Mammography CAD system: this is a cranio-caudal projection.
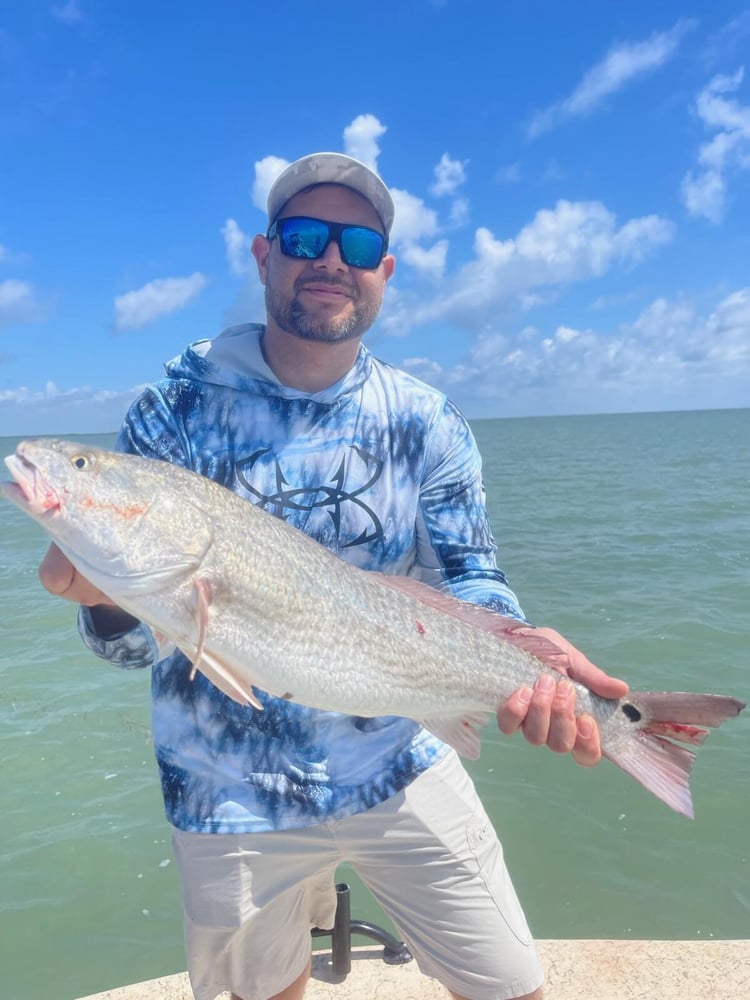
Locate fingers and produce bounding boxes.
[39,543,75,596]
[567,659,629,700]
[38,542,114,606]
[496,674,603,766]
[532,626,630,700]
[571,715,602,768]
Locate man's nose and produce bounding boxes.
[313,238,348,271]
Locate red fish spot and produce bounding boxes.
[415,620,426,636]
[79,497,148,518]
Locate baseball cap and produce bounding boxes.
[266,153,395,235]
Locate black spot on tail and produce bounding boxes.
[621,702,642,723]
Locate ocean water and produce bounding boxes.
[0,410,748,1000]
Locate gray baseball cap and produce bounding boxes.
[266,152,395,235]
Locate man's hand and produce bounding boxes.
[39,543,114,606]
[496,627,629,767]
[39,543,141,637]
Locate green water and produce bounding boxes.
[1,410,748,999]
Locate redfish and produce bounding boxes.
[2,438,744,818]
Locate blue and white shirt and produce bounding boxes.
[79,323,524,833]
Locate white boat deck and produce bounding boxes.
[77,939,750,999]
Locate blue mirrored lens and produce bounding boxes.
[275,217,385,268]
[340,227,384,268]
[280,219,329,259]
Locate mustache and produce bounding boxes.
[295,273,358,297]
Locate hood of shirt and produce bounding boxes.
[164,323,372,404]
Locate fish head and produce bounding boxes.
[2,438,214,596]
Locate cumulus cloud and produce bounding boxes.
[249,113,389,223]
[0,381,145,435]
[430,154,468,197]
[389,189,439,247]
[222,218,251,275]
[113,273,207,331]
[343,114,387,170]
[0,279,44,328]
[398,286,750,415]
[397,240,449,281]
[382,199,674,334]
[251,155,290,215]
[387,189,446,279]
[681,67,750,222]
[528,19,696,137]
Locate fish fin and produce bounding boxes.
[643,721,709,746]
[420,712,489,759]
[375,575,572,666]
[193,648,264,709]
[188,579,212,682]
[603,733,697,819]
[630,691,746,728]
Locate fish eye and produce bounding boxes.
[71,454,90,471]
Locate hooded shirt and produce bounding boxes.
[79,323,524,833]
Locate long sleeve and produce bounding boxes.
[415,399,526,619]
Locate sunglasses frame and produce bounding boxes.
[267,215,389,269]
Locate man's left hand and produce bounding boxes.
[496,627,629,767]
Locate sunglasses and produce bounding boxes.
[267,216,388,270]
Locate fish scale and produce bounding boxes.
[1,438,744,819]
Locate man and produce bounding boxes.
[40,153,627,1000]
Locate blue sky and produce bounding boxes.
[1,1,749,435]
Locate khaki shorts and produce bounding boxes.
[171,752,543,1000]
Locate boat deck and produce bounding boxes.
[77,939,750,999]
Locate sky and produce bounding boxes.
[0,0,749,436]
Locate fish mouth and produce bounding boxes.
[2,447,61,516]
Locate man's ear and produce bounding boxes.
[251,234,270,285]
[383,254,396,282]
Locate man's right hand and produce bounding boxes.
[39,544,140,635]
[39,543,114,606]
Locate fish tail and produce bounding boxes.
[630,690,746,728]
[603,733,697,819]
[605,692,745,818]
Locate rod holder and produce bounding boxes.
[311,882,413,978]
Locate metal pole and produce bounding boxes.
[330,882,352,977]
[310,881,413,979]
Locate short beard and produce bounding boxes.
[264,279,380,344]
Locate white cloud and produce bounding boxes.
[430,154,468,197]
[387,189,446,279]
[398,240,448,281]
[681,68,750,222]
[343,114,386,170]
[222,218,251,275]
[398,286,750,416]
[113,273,207,331]
[0,381,146,435]
[389,189,439,247]
[251,155,290,215]
[381,199,674,336]
[0,279,43,328]
[528,19,695,137]
[681,169,726,222]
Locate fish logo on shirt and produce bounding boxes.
[235,445,384,548]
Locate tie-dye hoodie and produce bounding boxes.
[78,323,524,833]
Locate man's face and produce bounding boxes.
[252,184,395,344]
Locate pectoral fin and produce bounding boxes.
[192,647,265,709]
[420,712,488,758]
[184,578,264,710]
